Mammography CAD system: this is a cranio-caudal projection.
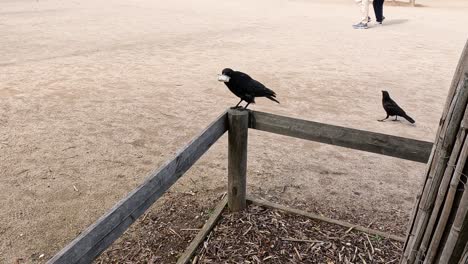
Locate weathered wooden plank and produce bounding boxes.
[247,196,405,242]
[442,40,468,121]
[249,110,433,163]
[402,40,468,264]
[48,112,228,264]
[423,122,468,263]
[457,242,468,264]
[439,167,468,263]
[228,109,248,211]
[409,76,468,263]
[177,196,228,264]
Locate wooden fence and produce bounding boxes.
[48,109,433,264]
[47,112,228,263]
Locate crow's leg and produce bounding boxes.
[244,102,251,109]
[232,99,243,109]
[393,116,398,121]
[378,114,389,122]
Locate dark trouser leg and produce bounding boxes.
[373,0,384,22]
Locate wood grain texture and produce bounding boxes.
[249,110,432,163]
[228,109,248,212]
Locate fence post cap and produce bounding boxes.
[228,108,249,116]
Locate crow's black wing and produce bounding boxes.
[244,79,279,104]
[384,99,407,116]
[246,79,276,97]
[235,71,253,82]
[230,71,253,94]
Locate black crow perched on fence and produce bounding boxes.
[378,90,415,123]
[218,68,279,109]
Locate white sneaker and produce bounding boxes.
[352,22,368,29]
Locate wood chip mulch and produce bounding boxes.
[96,192,216,264]
[192,204,403,264]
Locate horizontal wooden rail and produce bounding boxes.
[48,112,228,264]
[249,111,433,163]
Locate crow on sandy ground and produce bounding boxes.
[218,68,279,109]
[378,90,415,123]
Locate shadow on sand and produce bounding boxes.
[382,19,409,26]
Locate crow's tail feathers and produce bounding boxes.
[264,88,280,104]
[267,95,280,104]
[403,114,415,124]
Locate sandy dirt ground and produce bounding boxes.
[1,0,468,262]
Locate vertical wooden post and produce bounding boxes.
[227,109,248,212]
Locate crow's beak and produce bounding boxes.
[217,74,230,83]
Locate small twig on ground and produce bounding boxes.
[294,247,302,261]
[366,244,373,262]
[231,252,258,258]
[345,226,355,233]
[62,146,76,151]
[243,224,253,236]
[389,240,403,250]
[219,192,227,200]
[141,212,149,222]
[359,253,368,264]
[281,237,324,243]
[168,227,182,239]
[17,169,29,176]
[181,228,201,231]
[344,255,350,263]
[281,185,288,193]
[352,246,358,262]
[366,234,375,254]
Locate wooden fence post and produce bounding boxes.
[227,109,248,211]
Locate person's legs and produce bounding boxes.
[359,0,370,24]
[353,0,369,28]
[373,0,385,23]
[381,0,385,22]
